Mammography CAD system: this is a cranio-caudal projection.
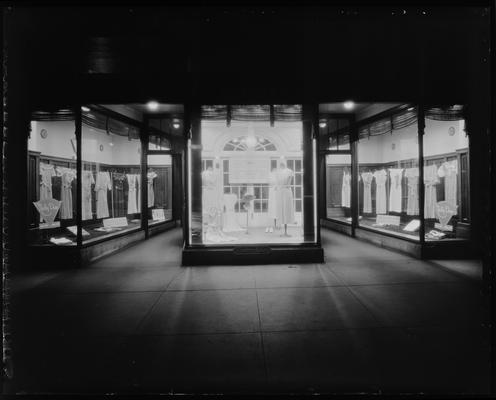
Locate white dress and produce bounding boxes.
[438,160,458,210]
[127,174,138,214]
[95,171,111,218]
[275,167,295,225]
[222,193,243,232]
[57,167,76,219]
[424,164,439,219]
[147,171,158,208]
[202,169,220,218]
[39,162,56,201]
[267,171,278,220]
[136,174,141,211]
[388,168,404,213]
[373,169,387,214]
[361,172,373,213]
[82,170,95,220]
[405,168,419,216]
[341,171,351,208]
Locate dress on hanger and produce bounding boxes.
[57,166,76,219]
[388,168,404,213]
[341,171,351,208]
[438,160,458,209]
[360,172,373,213]
[373,169,387,214]
[147,171,158,208]
[82,170,95,220]
[136,174,141,211]
[39,162,56,201]
[95,171,112,218]
[405,168,419,216]
[275,167,295,225]
[127,174,138,214]
[424,164,440,219]
[112,172,127,217]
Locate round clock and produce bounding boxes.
[40,129,48,139]
[448,126,456,136]
[99,144,104,152]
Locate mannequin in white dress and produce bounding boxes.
[275,162,295,237]
[266,167,278,233]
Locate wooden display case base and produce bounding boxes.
[182,244,324,266]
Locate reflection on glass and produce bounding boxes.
[27,120,78,246]
[423,117,469,241]
[358,112,420,240]
[81,110,142,242]
[199,119,304,245]
[147,154,173,225]
[326,154,352,223]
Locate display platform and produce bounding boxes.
[203,226,304,245]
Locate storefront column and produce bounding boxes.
[302,104,316,242]
[350,115,358,236]
[418,105,426,251]
[140,115,149,238]
[75,108,82,248]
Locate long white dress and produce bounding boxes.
[424,164,439,219]
[388,168,404,213]
[373,169,387,214]
[57,167,76,219]
[39,162,56,201]
[361,172,373,213]
[405,168,419,216]
[341,171,351,208]
[127,174,138,214]
[438,160,458,210]
[95,171,112,218]
[275,167,295,225]
[147,171,158,208]
[82,170,95,220]
[267,170,278,220]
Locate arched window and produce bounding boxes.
[223,136,277,152]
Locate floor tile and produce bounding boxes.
[253,263,344,288]
[168,266,255,290]
[257,286,379,331]
[139,289,260,334]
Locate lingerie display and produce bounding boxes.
[360,172,373,213]
[126,174,139,214]
[95,171,112,219]
[437,160,458,210]
[423,164,439,219]
[341,170,351,208]
[373,169,387,214]
[388,168,404,213]
[405,168,419,216]
[56,166,76,219]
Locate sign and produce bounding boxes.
[376,214,401,226]
[103,217,129,228]
[229,158,271,184]
[403,219,420,232]
[33,198,61,226]
[66,226,90,236]
[152,209,166,221]
[435,201,457,229]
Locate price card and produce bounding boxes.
[376,214,400,226]
[152,209,166,221]
[103,217,129,228]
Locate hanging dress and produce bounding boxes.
[112,172,127,217]
[136,174,141,212]
[423,164,439,219]
[437,160,458,210]
[405,168,419,216]
[82,170,95,220]
[275,167,295,225]
[147,171,158,208]
[267,170,278,220]
[127,174,138,214]
[341,171,351,208]
[373,169,388,214]
[202,169,219,218]
[388,168,404,213]
[360,172,373,213]
[39,162,56,201]
[57,167,76,219]
[95,171,112,218]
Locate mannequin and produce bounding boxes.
[266,167,278,233]
[275,161,295,237]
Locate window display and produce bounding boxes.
[357,107,420,240]
[325,154,352,223]
[28,119,78,246]
[147,154,173,225]
[81,108,142,243]
[422,114,469,241]
[198,117,305,245]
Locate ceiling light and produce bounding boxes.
[407,107,414,111]
[109,142,114,147]
[319,120,327,128]
[81,106,90,112]
[343,101,355,110]
[172,119,181,129]
[146,101,159,111]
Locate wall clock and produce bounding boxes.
[100,144,104,152]
[448,126,456,136]
[40,129,48,139]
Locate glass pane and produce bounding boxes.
[325,154,352,223]
[148,134,171,151]
[81,109,142,243]
[148,154,173,226]
[358,110,420,240]
[27,120,77,246]
[423,117,469,241]
[197,116,305,244]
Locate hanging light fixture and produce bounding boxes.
[343,100,355,110]
[146,101,159,111]
[319,119,327,128]
[172,119,181,129]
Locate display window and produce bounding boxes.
[423,108,469,241]
[357,107,420,240]
[81,107,142,243]
[325,154,352,223]
[27,115,78,246]
[147,154,173,226]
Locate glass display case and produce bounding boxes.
[325,154,352,223]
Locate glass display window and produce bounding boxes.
[325,154,352,223]
[197,117,305,245]
[27,117,78,246]
[81,107,142,243]
[147,154,173,225]
[357,107,421,240]
[423,109,469,241]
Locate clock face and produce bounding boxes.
[99,144,104,152]
[40,129,48,139]
[448,126,456,136]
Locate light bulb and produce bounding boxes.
[319,120,327,128]
[146,101,159,111]
[81,106,90,112]
[343,101,355,110]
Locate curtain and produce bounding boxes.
[31,109,75,121]
[425,105,464,121]
[358,107,418,139]
[201,104,303,122]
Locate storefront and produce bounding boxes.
[26,104,184,267]
[182,104,324,265]
[320,103,472,258]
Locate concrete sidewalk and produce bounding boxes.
[5,228,491,395]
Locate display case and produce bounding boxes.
[26,105,182,267]
[183,104,323,265]
[320,103,472,259]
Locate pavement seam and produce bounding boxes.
[254,288,270,386]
